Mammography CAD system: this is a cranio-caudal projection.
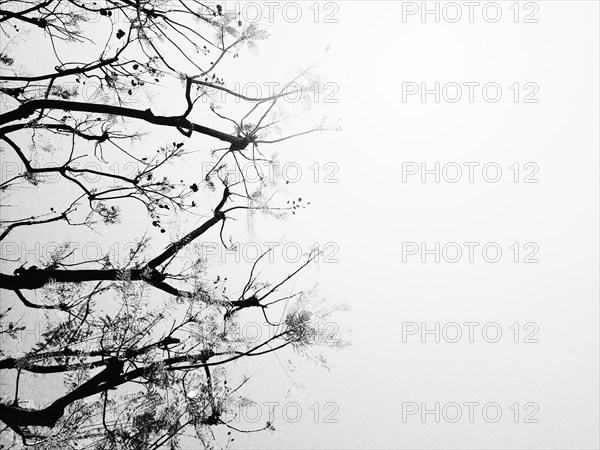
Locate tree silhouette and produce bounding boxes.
[0,2,343,448]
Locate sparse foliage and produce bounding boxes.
[0,1,344,448]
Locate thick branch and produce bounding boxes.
[0,267,163,290]
[0,358,123,429]
[0,8,48,28]
[0,334,287,429]
[0,187,230,291]
[0,99,246,145]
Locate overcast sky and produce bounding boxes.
[222,2,600,448]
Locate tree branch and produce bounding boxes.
[0,99,247,145]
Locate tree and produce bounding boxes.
[0,1,344,448]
